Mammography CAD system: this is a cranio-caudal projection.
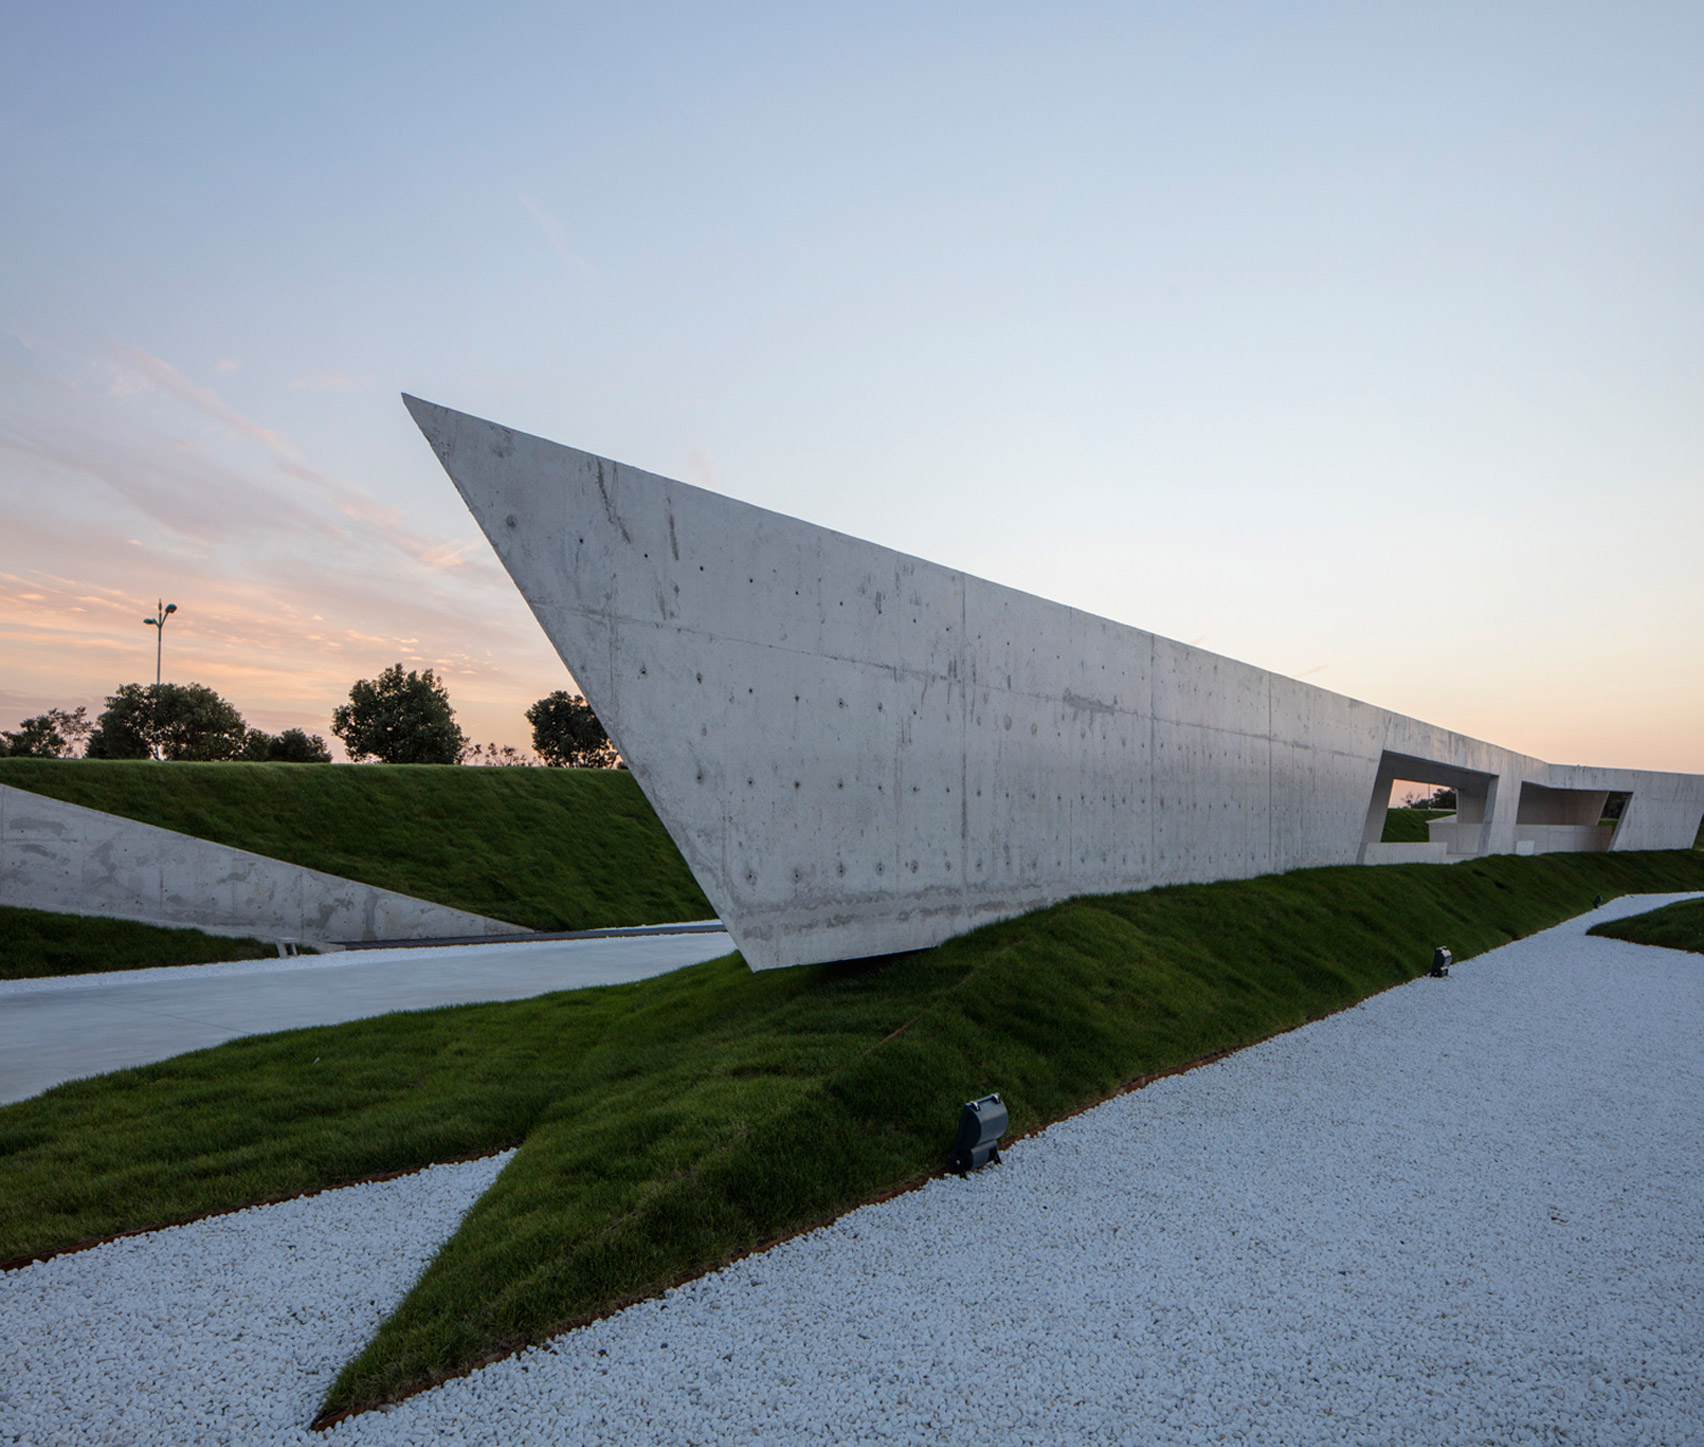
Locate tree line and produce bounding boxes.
[1,665,615,768]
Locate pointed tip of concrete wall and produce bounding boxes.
[401,392,458,456]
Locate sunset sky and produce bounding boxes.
[3,4,1700,768]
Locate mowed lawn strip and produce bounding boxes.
[5,850,1700,1414]
[1378,807,1451,843]
[1588,894,1704,954]
[0,759,711,931]
[0,906,277,979]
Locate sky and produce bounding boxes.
[2,2,1700,768]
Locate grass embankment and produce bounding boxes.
[0,906,275,980]
[0,758,710,931]
[1380,807,1450,844]
[4,848,1703,1418]
[1589,895,1704,954]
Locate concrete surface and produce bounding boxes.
[0,927,735,1104]
[405,396,1704,970]
[0,784,522,944]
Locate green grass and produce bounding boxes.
[0,759,710,931]
[1380,807,1450,844]
[0,906,276,979]
[1587,894,1704,954]
[5,847,1703,1419]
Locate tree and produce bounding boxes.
[1,706,91,758]
[83,686,152,759]
[463,741,536,766]
[526,691,619,768]
[272,727,333,763]
[84,683,249,761]
[331,664,465,764]
[240,727,333,763]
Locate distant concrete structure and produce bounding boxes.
[0,785,522,945]
[405,396,1704,971]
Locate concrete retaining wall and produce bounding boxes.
[406,395,1704,970]
[0,784,523,944]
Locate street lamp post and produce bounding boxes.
[143,600,178,686]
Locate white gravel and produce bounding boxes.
[5,894,1701,1445]
[0,1154,512,1446]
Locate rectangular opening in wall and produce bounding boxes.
[1360,752,1499,864]
[1382,779,1457,843]
[1513,782,1619,855]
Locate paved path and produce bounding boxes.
[0,926,733,1105]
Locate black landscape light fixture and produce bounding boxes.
[949,1093,1008,1174]
[1429,947,1452,978]
[142,599,178,685]
[1594,894,1604,909]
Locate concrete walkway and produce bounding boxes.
[0,926,734,1105]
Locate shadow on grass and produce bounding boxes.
[0,905,275,980]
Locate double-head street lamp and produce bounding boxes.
[143,600,178,686]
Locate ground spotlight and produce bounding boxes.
[1429,947,1452,978]
[949,1093,1008,1174]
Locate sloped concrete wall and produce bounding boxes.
[0,785,522,943]
[405,396,1704,970]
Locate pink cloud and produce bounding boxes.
[1,346,578,752]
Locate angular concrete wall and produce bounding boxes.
[405,396,1704,970]
[0,785,523,944]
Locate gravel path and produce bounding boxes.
[5,895,1700,1444]
[0,1154,512,1446]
